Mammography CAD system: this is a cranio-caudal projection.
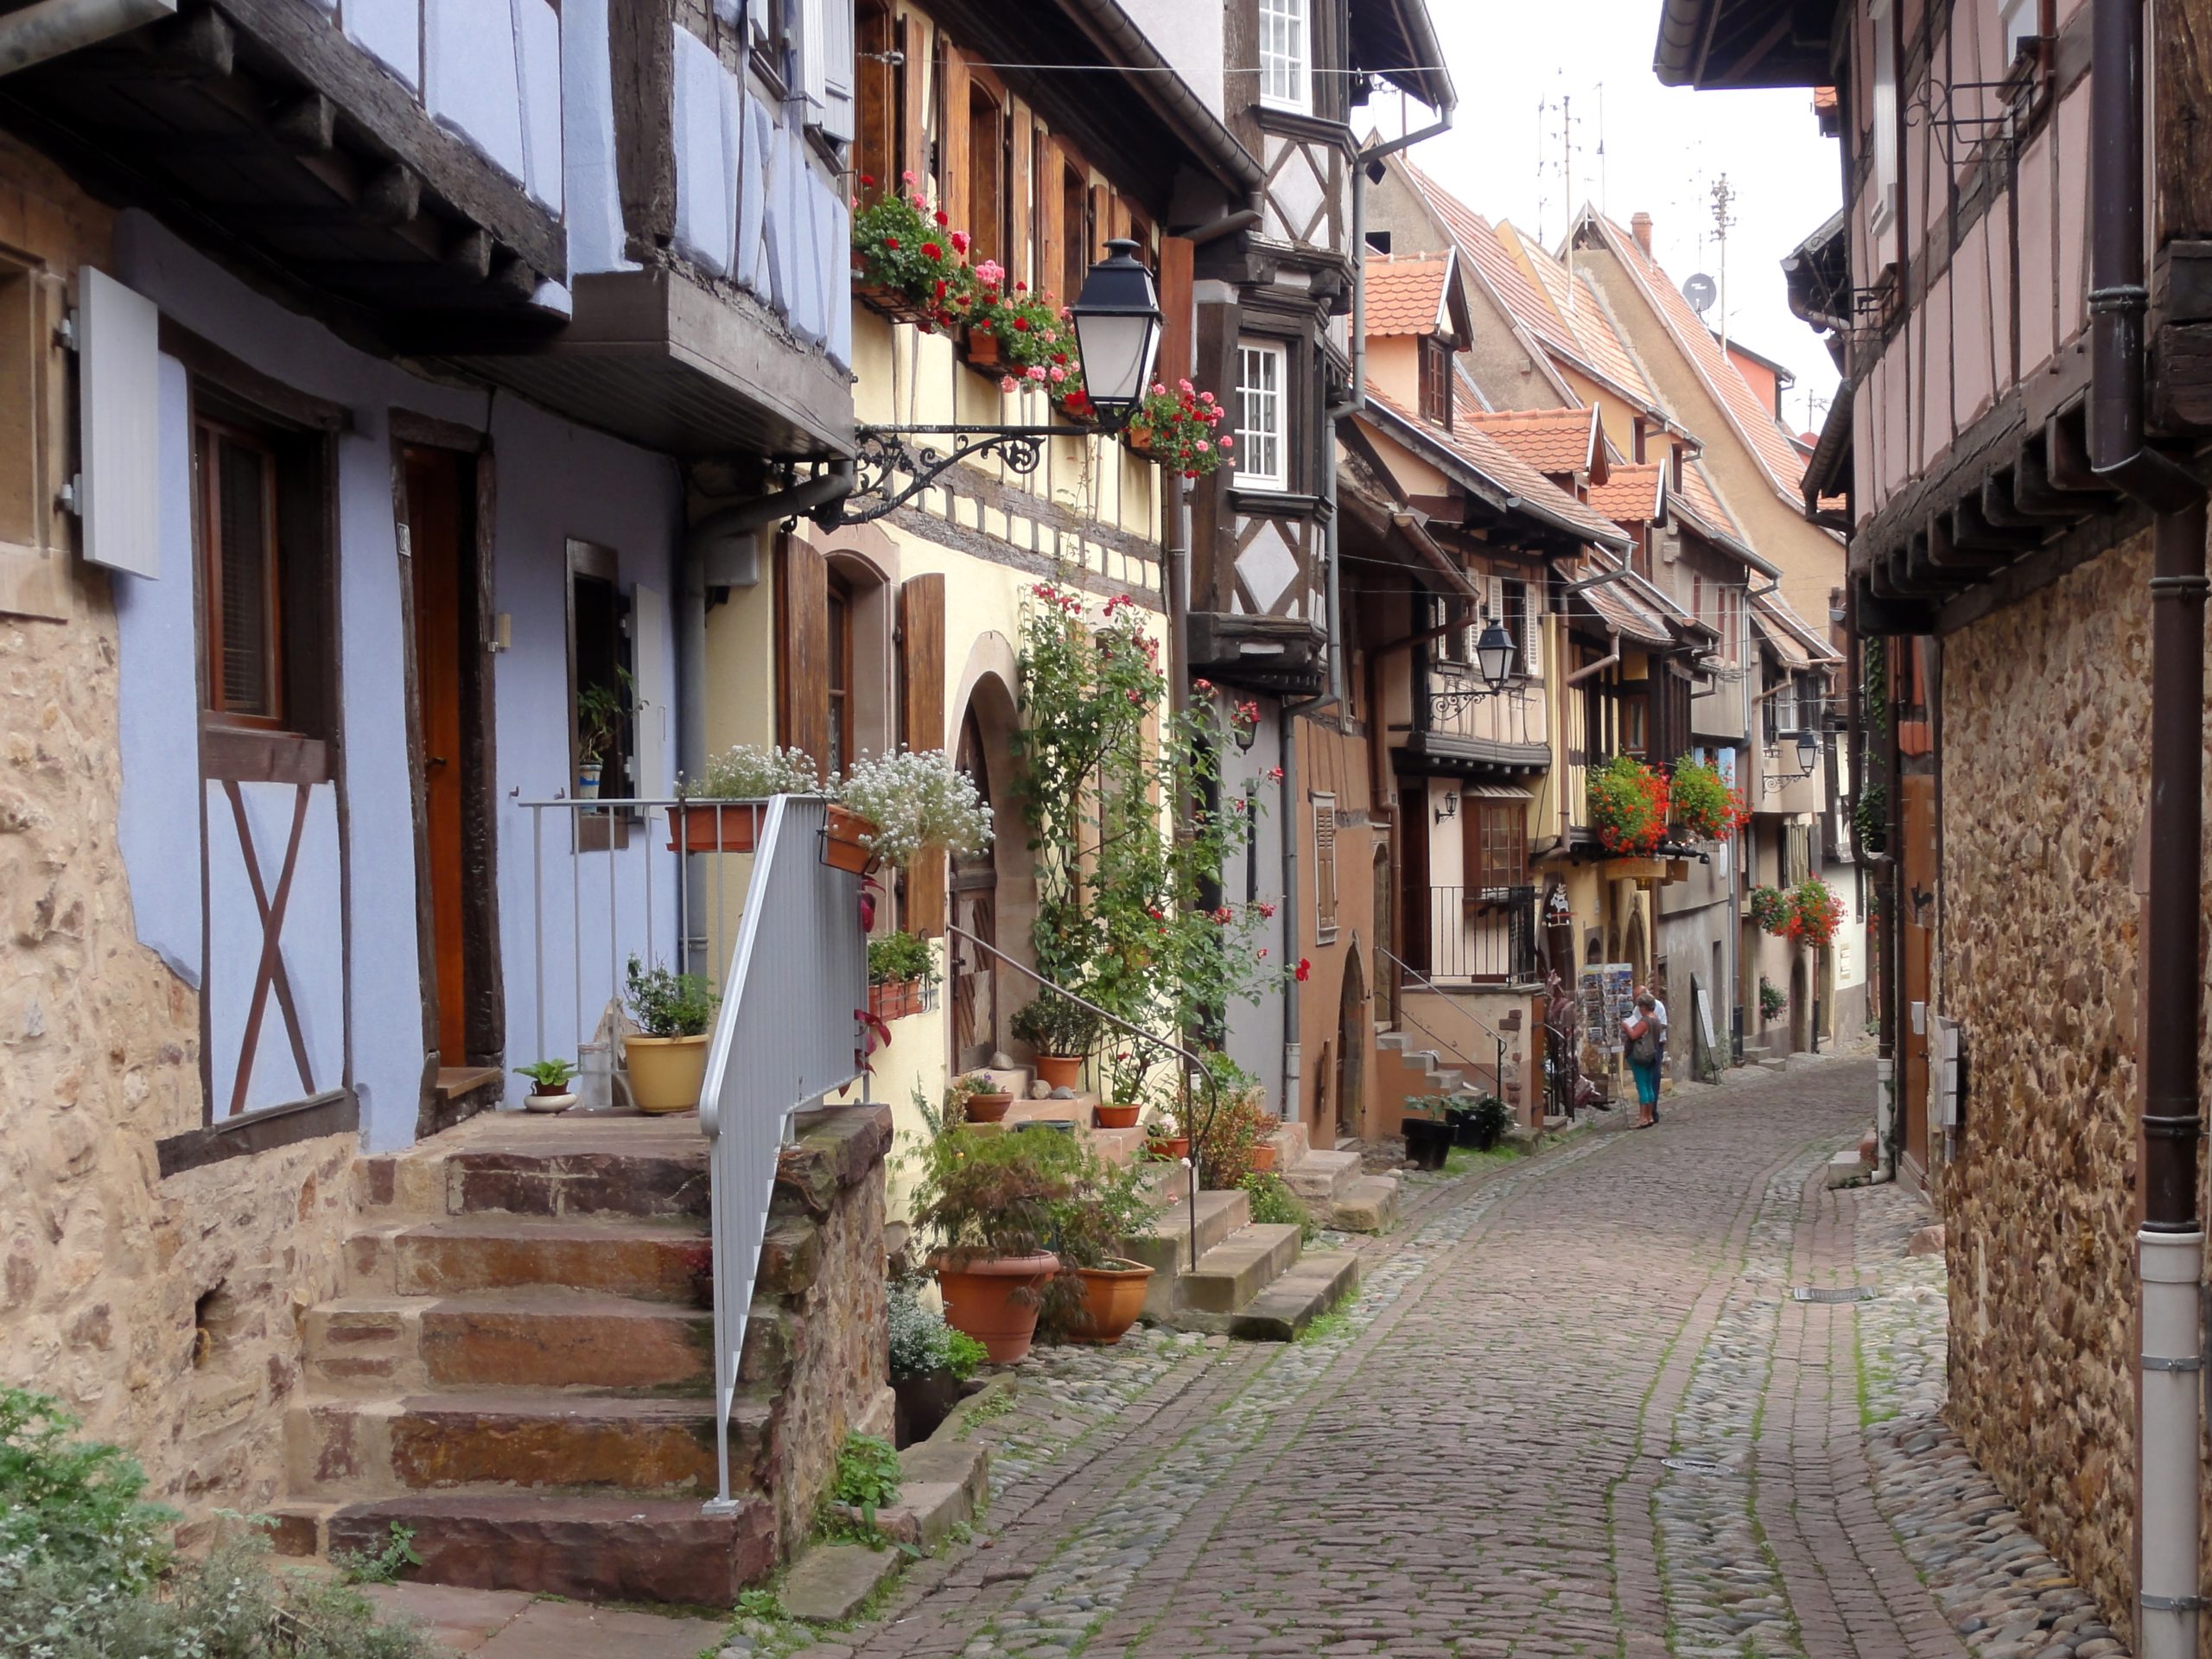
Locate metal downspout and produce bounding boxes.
[2085,0,2208,1640]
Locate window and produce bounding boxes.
[1313,791,1338,943]
[568,540,634,798]
[1501,576,1541,678]
[1258,0,1310,111]
[1465,799,1528,903]
[1433,594,1467,664]
[194,398,332,745]
[1773,674,1799,741]
[1062,159,1090,306]
[1236,341,1288,490]
[1419,336,1454,429]
[1622,690,1649,758]
[967,81,1007,271]
[1364,229,1392,255]
[1999,0,2044,65]
[1867,0,1898,243]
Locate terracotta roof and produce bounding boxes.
[1813,86,1839,113]
[1576,207,1811,507]
[1752,591,1842,665]
[1589,462,1664,522]
[1461,407,1602,479]
[1365,254,1453,336]
[1361,382,1631,550]
[1504,229,1666,411]
[1574,558,1675,647]
[1751,601,1812,670]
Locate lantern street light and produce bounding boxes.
[1796,728,1822,779]
[834,242,1167,524]
[1430,613,1522,720]
[1760,728,1824,797]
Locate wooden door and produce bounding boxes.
[950,711,998,1068]
[1373,847,1396,1028]
[405,447,469,1062]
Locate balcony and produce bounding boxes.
[1408,885,1542,986]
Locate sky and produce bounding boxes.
[1369,0,1844,440]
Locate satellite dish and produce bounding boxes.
[1682,272,1718,315]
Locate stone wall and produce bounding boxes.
[0,131,359,1530]
[1936,525,2212,1652]
[754,1103,894,1552]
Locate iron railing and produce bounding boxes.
[1413,885,1541,984]
[1376,940,1510,1101]
[698,796,865,1510]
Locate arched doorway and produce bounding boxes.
[1624,904,1649,986]
[1333,947,1367,1144]
[950,709,998,1068]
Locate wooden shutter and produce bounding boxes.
[775,534,831,777]
[898,573,946,936]
[1011,110,1035,290]
[938,44,970,232]
[1313,792,1338,942]
[899,12,927,188]
[1158,233,1194,390]
[819,0,855,143]
[1039,133,1067,306]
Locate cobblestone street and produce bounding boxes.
[791,1055,2125,1659]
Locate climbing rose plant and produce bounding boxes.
[1785,878,1843,949]
[1667,758,1749,842]
[1587,753,1669,856]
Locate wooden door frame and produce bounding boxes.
[391,412,503,1135]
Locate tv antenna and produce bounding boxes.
[1709,174,1737,354]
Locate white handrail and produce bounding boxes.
[696,795,866,1509]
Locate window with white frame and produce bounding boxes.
[1258,0,1310,112]
[1236,341,1287,490]
[1867,0,1898,242]
[1999,0,2043,67]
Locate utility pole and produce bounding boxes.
[1710,174,1736,354]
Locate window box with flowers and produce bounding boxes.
[849,175,959,327]
[868,931,941,1023]
[1667,757,1750,842]
[1586,753,1669,857]
[1747,884,1791,934]
[1123,380,1232,479]
[1783,878,1842,949]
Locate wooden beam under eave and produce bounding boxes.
[1949,495,2043,554]
[2010,439,2106,518]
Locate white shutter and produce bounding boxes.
[80,268,162,579]
[818,0,854,142]
[1524,585,1544,678]
[798,0,829,116]
[630,582,670,798]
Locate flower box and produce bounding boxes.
[868,977,929,1022]
[665,803,768,854]
[960,324,1002,368]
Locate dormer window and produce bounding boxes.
[1259,0,1310,113]
[1419,336,1454,429]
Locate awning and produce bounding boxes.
[1463,784,1531,800]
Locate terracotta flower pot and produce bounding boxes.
[963,326,1002,368]
[823,804,878,873]
[1093,1102,1141,1129]
[626,1034,710,1115]
[1033,1053,1083,1092]
[935,1252,1059,1363]
[1126,424,1154,454]
[1068,1261,1154,1346]
[1247,1142,1278,1173]
[963,1091,1015,1124]
[666,803,765,854]
[1146,1135,1190,1162]
[869,978,925,1023]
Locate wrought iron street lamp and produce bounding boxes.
[1429,614,1520,720]
[1759,728,1823,797]
[833,241,1166,524]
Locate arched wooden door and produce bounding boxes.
[1332,948,1367,1144]
[950,710,998,1068]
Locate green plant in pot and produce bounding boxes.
[1463,1093,1513,1152]
[887,1278,989,1445]
[1402,1096,1454,1171]
[513,1058,579,1114]
[622,955,720,1115]
[1046,1147,1161,1346]
[1141,1079,1192,1161]
[575,672,632,800]
[868,931,940,1022]
[950,1069,1015,1125]
[1009,988,1100,1093]
[913,1125,1082,1363]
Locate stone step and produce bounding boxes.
[824,1438,989,1552]
[1124,1188,1250,1320]
[273,1491,778,1605]
[1175,1223,1303,1316]
[781,1541,902,1623]
[346,1215,707,1302]
[1330,1174,1400,1236]
[284,1389,765,1500]
[302,1291,715,1395]
[1227,1249,1361,1341]
[1283,1147,1362,1205]
[358,1117,711,1221]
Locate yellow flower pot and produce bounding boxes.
[625,1034,710,1115]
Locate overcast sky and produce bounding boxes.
[1372,1,1844,439]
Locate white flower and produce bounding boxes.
[683,744,825,800]
[835,748,994,869]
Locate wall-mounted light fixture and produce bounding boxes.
[1435,790,1459,824]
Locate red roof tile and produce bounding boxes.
[1461,407,1600,477]
[1589,462,1664,522]
[1365,254,1452,336]
[1505,232,1665,410]
[1361,383,1630,550]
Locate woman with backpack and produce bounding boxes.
[1623,993,1661,1128]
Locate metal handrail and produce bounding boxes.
[944,921,1219,1266]
[1376,941,1510,1102]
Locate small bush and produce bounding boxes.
[887,1281,988,1382]
[623,956,719,1037]
[1241,1172,1316,1243]
[827,1433,903,1524]
[0,1388,175,1590]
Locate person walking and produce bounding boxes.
[1640,982,1669,1121]
[1623,993,1661,1128]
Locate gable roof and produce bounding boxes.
[1497,223,1671,418]
[1751,590,1842,666]
[1573,206,1812,508]
[1365,252,1460,338]
[1462,406,1606,482]
[1589,461,1665,523]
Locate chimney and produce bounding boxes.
[1630,212,1655,258]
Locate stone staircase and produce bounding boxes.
[270,1113,813,1605]
[1123,1167,1360,1340]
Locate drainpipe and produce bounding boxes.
[677,463,855,968]
[2086,0,2209,1643]
[1279,708,1304,1122]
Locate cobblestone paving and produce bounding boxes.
[792,1057,2126,1659]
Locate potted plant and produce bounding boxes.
[887,1278,989,1445]
[1587,753,1670,856]
[668,744,823,851]
[575,673,632,800]
[1465,1093,1513,1153]
[1668,757,1750,842]
[622,955,720,1114]
[868,931,940,1022]
[513,1058,579,1114]
[1759,976,1788,1022]
[1050,1151,1160,1347]
[950,1071,1014,1125]
[1122,379,1233,478]
[1748,884,1792,935]
[1142,1084,1191,1162]
[1008,989,1097,1093]
[834,747,993,875]
[1785,877,1842,949]
[913,1125,1079,1363]
[1401,1096,1453,1171]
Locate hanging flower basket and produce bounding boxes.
[1667,758,1750,842]
[823,804,880,873]
[1784,879,1843,949]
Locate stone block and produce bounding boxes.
[1907,1224,1946,1258]
[779,1104,895,1217]
[755,1214,823,1297]
[779,1541,899,1623]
